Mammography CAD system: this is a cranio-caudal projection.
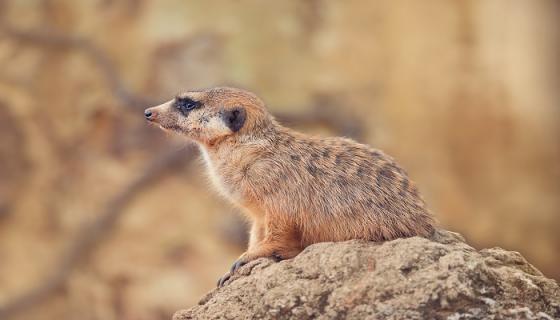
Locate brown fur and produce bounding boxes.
[145,87,436,286]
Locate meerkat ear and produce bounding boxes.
[223,107,246,132]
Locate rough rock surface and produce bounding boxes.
[173,230,560,320]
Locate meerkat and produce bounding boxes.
[144,87,435,287]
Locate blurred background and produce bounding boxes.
[0,1,559,319]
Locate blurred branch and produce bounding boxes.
[0,146,195,319]
[0,24,158,108]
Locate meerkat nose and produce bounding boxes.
[144,109,154,120]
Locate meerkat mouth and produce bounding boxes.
[159,123,187,135]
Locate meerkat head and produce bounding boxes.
[144,87,272,145]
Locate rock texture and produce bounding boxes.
[173,230,559,320]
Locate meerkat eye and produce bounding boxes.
[175,97,199,114]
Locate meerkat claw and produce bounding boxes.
[230,259,248,273]
[217,259,248,287]
[217,273,232,287]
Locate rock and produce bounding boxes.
[173,230,560,320]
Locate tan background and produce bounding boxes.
[0,1,559,319]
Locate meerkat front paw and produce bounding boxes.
[216,246,302,287]
[217,253,251,287]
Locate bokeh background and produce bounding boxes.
[1,1,559,319]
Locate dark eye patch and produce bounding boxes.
[175,97,200,115]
